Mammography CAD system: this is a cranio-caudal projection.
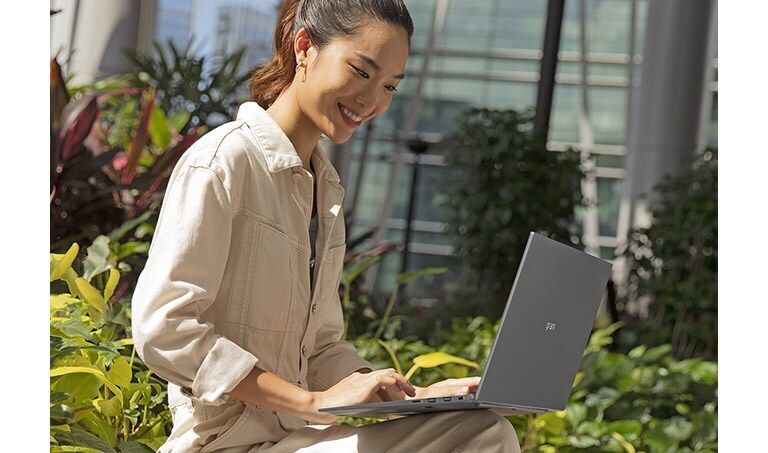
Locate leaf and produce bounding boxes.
[50,372,102,403]
[108,210,155,242]
[106,357,132,388]
[103,268,120,303]
[169,110,191,134]
[396,267,447,285]
[611,432,636,453]
[79,412,117,448]
[51,243,80,282]
[74,278,105,313]
[375,339,403,375]
[405,352,478,380]
[50,404,76,423]
[50,294,80,312]
[149,106,173,149]
[82,236,111,281]
[68,424,116,453]
[93,396,122,417]
[50,366,124,406]
[121,441,155,453]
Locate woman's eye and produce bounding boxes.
[354,67,370,79]
[385,85,398,93]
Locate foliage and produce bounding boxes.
[121,39,250,134]
[441,108,585,318]
[510,322,717,452]
[50,240,170,452]
[51,57,200,254]
[620,149,717,360]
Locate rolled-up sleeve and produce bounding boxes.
[131,164,258,406]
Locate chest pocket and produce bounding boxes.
[226,217,296,332]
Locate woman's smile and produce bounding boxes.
[338,103,364,128]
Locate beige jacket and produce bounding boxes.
[131,102,372,452]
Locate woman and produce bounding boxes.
[132,0,520,451]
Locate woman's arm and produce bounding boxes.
[228,366,415,424]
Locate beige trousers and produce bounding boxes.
[252,410,521,453]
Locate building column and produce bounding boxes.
[619,0,716,231]
[55,0,149,85]
[614,0,716,289]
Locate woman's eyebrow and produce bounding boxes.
[355,52,405,80]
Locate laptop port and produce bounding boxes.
[458,396,464,400]
[427,398,436,403]
[411,399,421,403]
[443,397,452,402]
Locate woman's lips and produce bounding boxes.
[338,103,363,128]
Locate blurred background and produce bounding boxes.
[49,1,718,451]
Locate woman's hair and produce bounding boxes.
[249,0,414,108]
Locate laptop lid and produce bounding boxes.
[475,232,612,411]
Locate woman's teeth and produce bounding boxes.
[340,104,363,122]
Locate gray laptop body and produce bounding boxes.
[319,232,613,418]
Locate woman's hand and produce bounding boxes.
[306,368,416,424]
[412,377,481,399]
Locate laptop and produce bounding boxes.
[320,232,613,418]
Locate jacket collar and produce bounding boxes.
[236,102,341,184]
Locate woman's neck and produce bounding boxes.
[266,86,321,171]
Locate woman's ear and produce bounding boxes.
[294,27,312,67]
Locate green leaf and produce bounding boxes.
[68,424,116,453]
[50,366,124,406]
[169,110,191,134]
[79,412,117,448]
[51,373,102,403]
[149,106,173,149]
[121,441,155,453]
[82,236,111,281]
[106,357,132,388]
[396,267,447,285]
[50,404,76,423]
[108,210,155,243]
[94,396,122,417]
[564,402,587,427]
[642,344,672,363]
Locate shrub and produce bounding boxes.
[620,149,717,360]
[50,239,169,452]
[441,108,585,319]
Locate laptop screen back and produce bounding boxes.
[476,232,612,410]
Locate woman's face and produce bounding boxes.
[294,19,410,144]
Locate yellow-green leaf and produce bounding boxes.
[50,243,79,281]
[62,268,80,296]
[611,432,636,453]
[50,366,123,406]
[50,294,79,312]
[103,268,120,302]
[93,396,122,417]
[405,352,479,380]
[106,357,132,388]
[75,278,104,312]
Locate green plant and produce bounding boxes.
[51,57,200,253]
[441,108,585,318]
[122,39,249,133]
[620,149,717,360]
[50,239,170,452]
[509,322,717,452]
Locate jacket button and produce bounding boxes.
[301,345,307,356]
[311,303,317,314]
[292,173,302,183]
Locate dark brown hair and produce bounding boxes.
[249,0,414,108]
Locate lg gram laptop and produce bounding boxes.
[320,232,613,418]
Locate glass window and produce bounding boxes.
[596,177,622,237]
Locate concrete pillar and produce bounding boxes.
[618,0,716,234]
[62,0,145,85]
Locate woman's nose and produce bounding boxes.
[355,90,380,113]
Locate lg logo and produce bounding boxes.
[545,322,557,332]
